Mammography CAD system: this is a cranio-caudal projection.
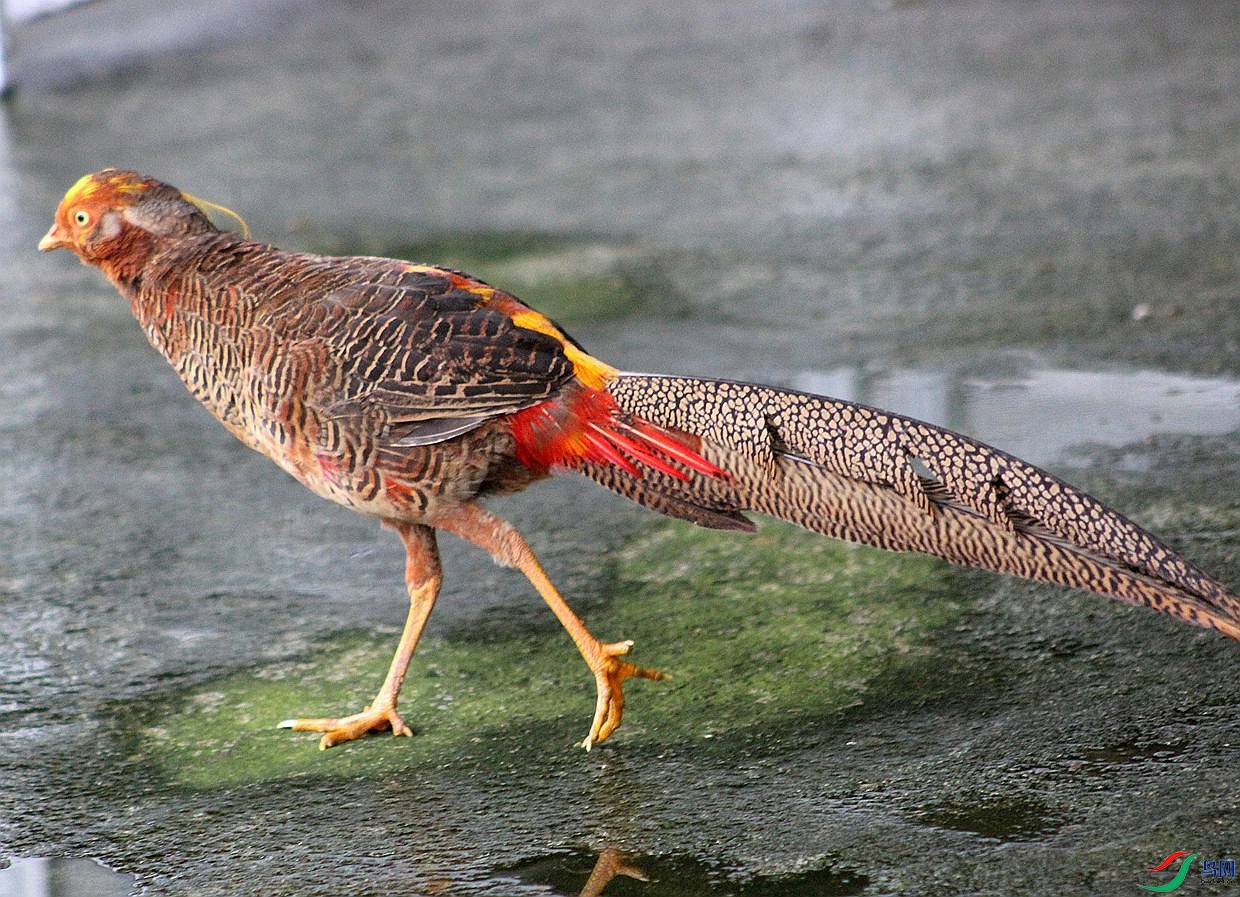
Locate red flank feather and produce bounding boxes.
[509,388,724,480]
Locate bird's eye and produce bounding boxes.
[73,210,91,226]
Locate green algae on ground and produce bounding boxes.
[603,523,966,738]
[130,521,968,789]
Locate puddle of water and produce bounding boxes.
[0,858,134,897]
[1063,737,1193,785]
[1076,739,1189,767]
[791,361,1240,468]
[500,849,870,896]
[913,797,1064,843]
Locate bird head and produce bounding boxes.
[39,170,241,286]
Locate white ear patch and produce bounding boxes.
[120,204,172,236]
[98,210,124,239]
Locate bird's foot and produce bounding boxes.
[580,640,668,750]
[278,699,412,750]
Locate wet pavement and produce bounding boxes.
[1,1,1238,895]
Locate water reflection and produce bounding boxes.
[791,361,1240,468]
[492,754,872,895]
[578,849,648,897]
[913,796,1064,843]
[0,858,134,897]
[503,847,870,896]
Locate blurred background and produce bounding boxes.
[1,1,1237,895]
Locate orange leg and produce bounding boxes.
[280,520,442,749]
[436,502,667,749]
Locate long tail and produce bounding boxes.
[574,373,1240,642]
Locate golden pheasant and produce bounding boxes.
[40,170,1240,750]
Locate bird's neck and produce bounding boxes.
[123,233,243,328]
[89,225,160,296]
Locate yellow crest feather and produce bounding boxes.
[62,172,103,205]
[180,191,251,239]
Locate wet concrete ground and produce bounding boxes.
[1,1,1238,895]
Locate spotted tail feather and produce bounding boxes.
[575,373,1240,642]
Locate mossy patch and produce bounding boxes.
[125,521,971,789]
[606,523,967,739]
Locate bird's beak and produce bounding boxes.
[38,224,69,252]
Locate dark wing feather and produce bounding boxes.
[292,274,577,445]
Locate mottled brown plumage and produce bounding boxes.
[40,170,1240,750]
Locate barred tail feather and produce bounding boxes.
[576,373,1240,642]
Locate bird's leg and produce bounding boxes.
[280,521,442,749]
[436,502,667,749]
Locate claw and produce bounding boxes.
[279,702,412,749]
[579,640,669,750]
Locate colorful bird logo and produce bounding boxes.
[1140,852,1199,892]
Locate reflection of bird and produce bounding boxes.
[579,849,648,897]
[41,170,1240,750]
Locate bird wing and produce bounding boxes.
[288,265,582,446]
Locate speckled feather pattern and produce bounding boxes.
[596,374,1240,639]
